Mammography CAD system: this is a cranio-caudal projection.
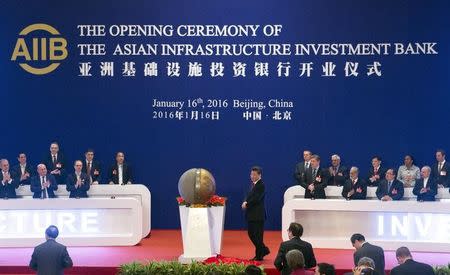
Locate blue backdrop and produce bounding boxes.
[1,0,449,230]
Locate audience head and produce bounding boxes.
[286,249,306,270]
[436,149,446,162]
[350,233,366,250]
[421,166,431,179]
[403,155,414,167]
[357,257,375,269]
[116,152,125,164]
[250,166,262,183]
[303,150,312,162]
[74,160,83,173]
[37,164,47,176]
[331,154,341,167]
[385,168,396,181]
[244,265,262,275]
[315,263,335,275]
[18,153,27,164]
[45,225,59,240]
[50,142,59,155]
[349,166,359,180]
[85,149,95,161]
[0,159,9,172]
[395,246,413,264]
[371,156,381,168]
[288,222,304,239]
[310,155,321,168]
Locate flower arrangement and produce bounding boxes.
[176,195,226,207]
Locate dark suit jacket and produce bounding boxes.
[367,166,387,187]
[274,236,317,275]
[245,179,266,222]
[390,259,434,275]
[354,242,385,275]
[81,160,102,184]
[431,161,450,187]
[300,167,329,199]
[342,178,367,200]
[413,177,437,201]
[376,179,404,200]
[328,165,349,186]
[294,161,309,185]
[29,239,73,275]
[108,163,133,184]
[31,174,58,198]
[66,172,91,198]
[0,171,19,198]
[12,163,35,185]
[43,153,67,185]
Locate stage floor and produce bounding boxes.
[1,230,448,274]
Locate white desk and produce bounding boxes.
[284,185,450,203]
[282,198,450,252]
[15,184,151,238]
[0,197,142,247]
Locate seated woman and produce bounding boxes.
[286,249,314,275]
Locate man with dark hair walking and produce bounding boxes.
[242,166,270,261]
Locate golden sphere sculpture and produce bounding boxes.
[178,168,216,204]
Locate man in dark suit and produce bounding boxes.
[300,155,329,199]
[0,159,19,199]
[82,149,102,185]
[43,142,67,185]
[31,164,58,199]
[29,225,73,275]
[108,152,133,185]
[12,153,35,185]
[376,169,404,201]
[242,166,270,261]
[342,167,367,200]
[66,160,90,198]
[413,166,437,201]
[274,222,316,275]
[390,247,434,275]
[431,149,449,188]
[328,154,348,186]
[294,150,313,185]
[351,233,385,275]
[367,156,386,187]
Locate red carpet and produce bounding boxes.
[0,230,448,275]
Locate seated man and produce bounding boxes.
[376,169,404,201]
[367,156,386,187]
[31,164,58,199]
[108,152,133,185]
[12,153,35,185]
[66,160,90,198]
[274,222,316,275]
[327,154,348,186]
[342,167,367,200]
[0,159,19,199]
[390,247,434,275]
[315,263,335,275]
[412,166,437,201]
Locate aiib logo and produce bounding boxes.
[11,23,68,75]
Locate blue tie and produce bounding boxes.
[388,181,392,191]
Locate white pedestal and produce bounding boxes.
[178,205,225,263]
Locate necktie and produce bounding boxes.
[353,179,356,185]
[41,177,47,199]
[87,162,92,176]
[438,162,442,172]
[52,155,56,164]
[388,181,392,191]
[374,167,378,175]
[313,168,317,178]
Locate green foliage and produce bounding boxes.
[118,261,265,275]
[434,264,450,275]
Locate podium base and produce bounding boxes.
[178,254,218,264]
